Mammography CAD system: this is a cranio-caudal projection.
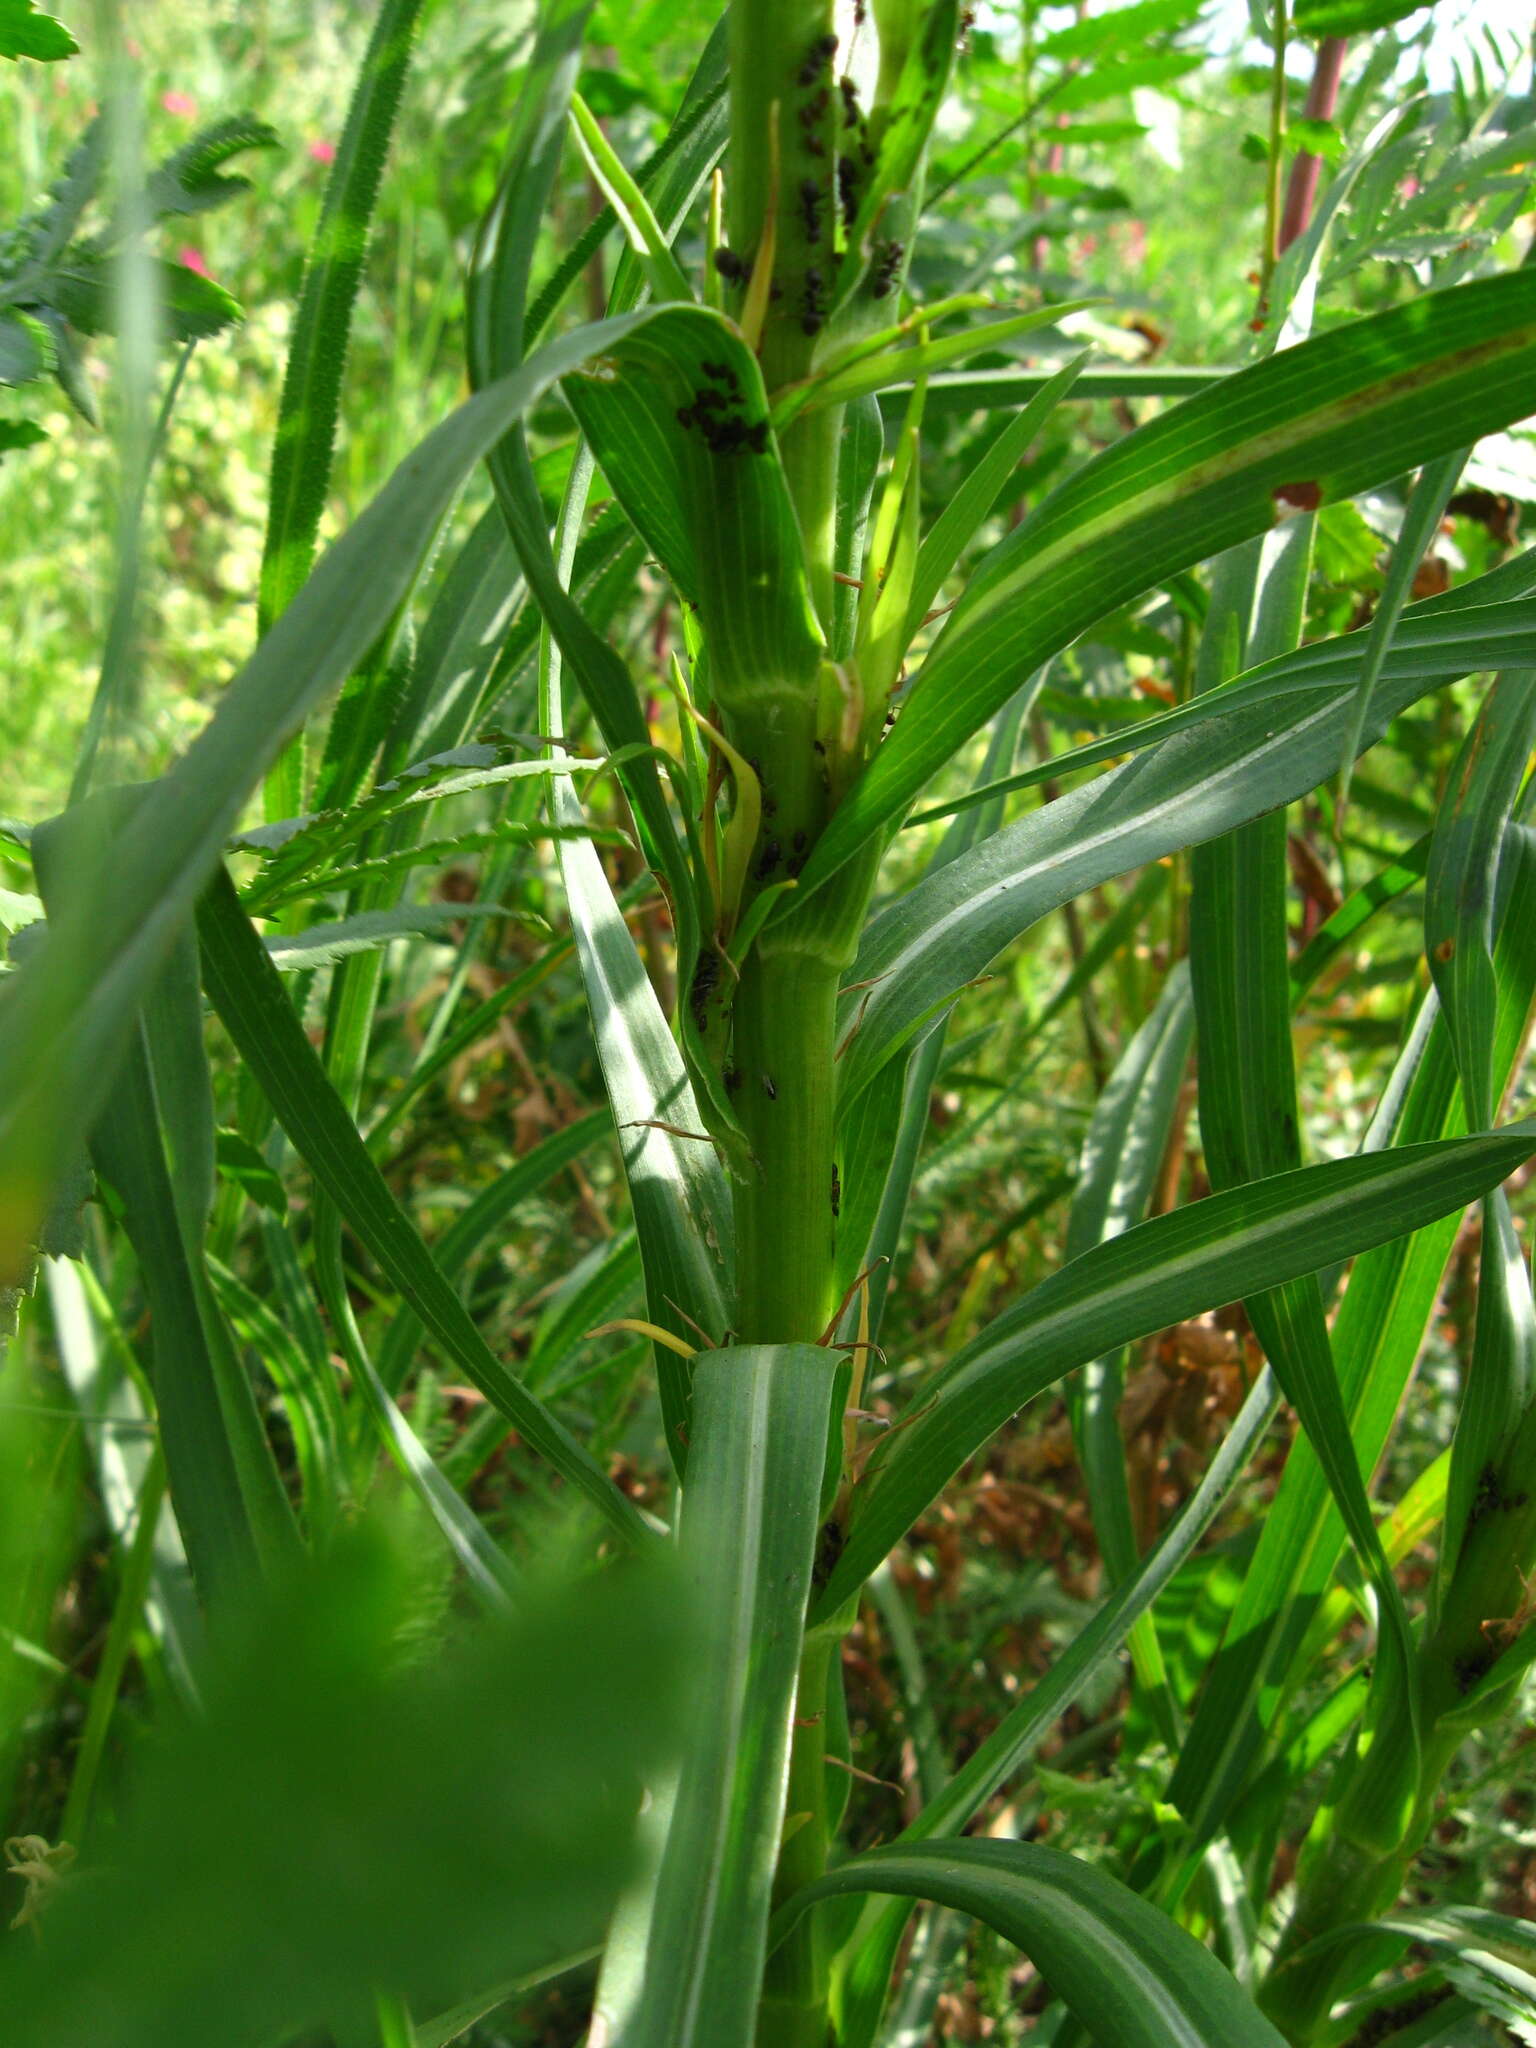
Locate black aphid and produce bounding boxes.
[798,177,824,243]
[689,948,720,1028]
[801,265,827,336]
[872,238,904,299]
[836,155,861,229]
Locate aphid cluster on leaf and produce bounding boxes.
[676,358,769,456]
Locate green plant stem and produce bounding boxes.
[732,944,841,1345]
[1257,1828,1411,2042]
[759,1633,838,2046]
[727,0,840,632]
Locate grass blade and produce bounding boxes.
[194,866,655,1554]
[835,564,1536,1113]
[816,1122,1536,1619]
[0,305,676,1290]
[799,268,1536,894]
[778,1839,1288,2048]
[591,1345,840,2048]
[259,0,430,820]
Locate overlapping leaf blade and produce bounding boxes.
[835,557,1536,1111]
[816,1123,1536,1618]
[194,867,653,1554]
[591,1346,839,2048]
[800,268,1536,894]
[0,305,670,1290]
[780,1840,1287,2048]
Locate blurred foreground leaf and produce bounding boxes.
[0,1518,692,2046]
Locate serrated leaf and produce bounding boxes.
[0,309,51,383]
[0,418,46,458]
[144,113,279,221]
[0,0,76,61]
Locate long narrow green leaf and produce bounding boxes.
[879,363,1225,414]
[781,1840,1288,2048]
[911,580,1536,828]
[1335,447,1470,821]
[590,1345,839,2048]
[535,445,732,1461]
[1289,834,1429,1001]
[1065,966,1192,1734]
[1189,517,1420,1854]
[193,867,654,1554]
[837,681,1045,1335]
[903,356,1088,646]
[0,305,670,1289]
[82,1021,277,1600]
[375,1110,610,1390]
[568,92,693,306]
[524,16,729,346]
[259,0,429,819]
[32,802,299,1600]
[1427,674,1536,1578]
[816,1122,1536,1619]
[833,560,1536,1113]
[1165,822,1536,1861]
[827,1367,1281,2048]
[799,268,1536,894]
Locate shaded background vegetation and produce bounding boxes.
[3,0,1536,2039]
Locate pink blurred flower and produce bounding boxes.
[178,245,211,278]
[308,138,337,165]
[161,90,197,118]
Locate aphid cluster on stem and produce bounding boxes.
[813,1517,845,1589]
[836,154,861,231]
[1454,1643,1498,1695]
[1469,1460,1529,1527]
[676,358,769,456]
[801,266,827,336]
[830,1163,840,1218]
[798,177,824,245]
[798,83,831,157]
[795,30,838,88]
[688,947,721,1032]
[713,245,749,285]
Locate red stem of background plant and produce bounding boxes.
[1279,35,1348,252]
